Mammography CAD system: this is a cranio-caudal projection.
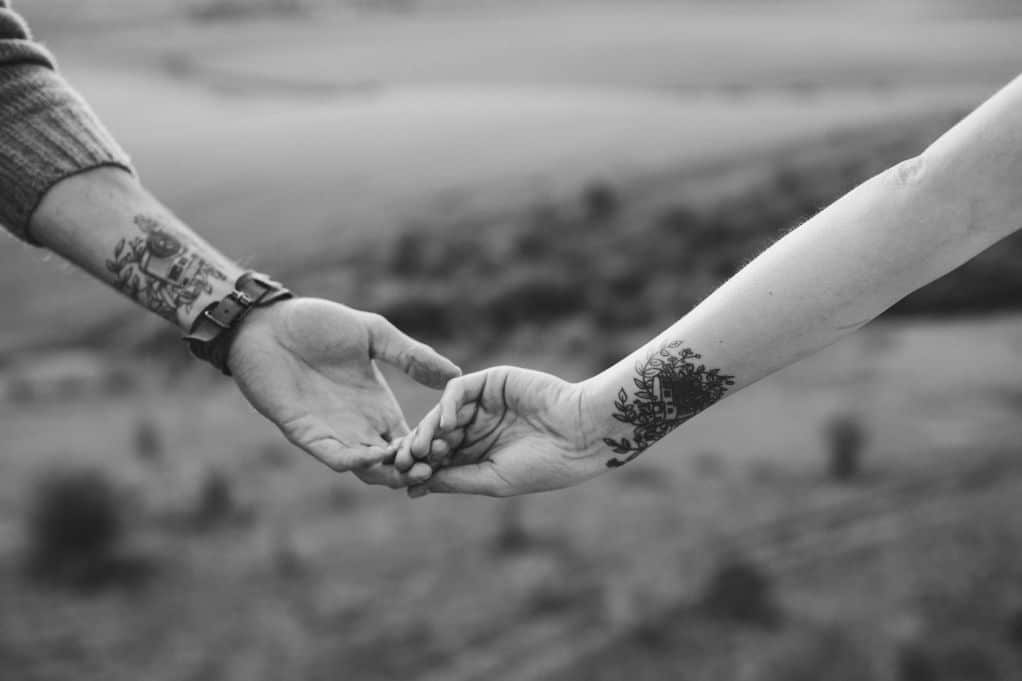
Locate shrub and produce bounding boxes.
[492,499,532,555]
[257,442,293,470]
[270,527,306,579]
[896,643,937,681]
[389,230,429,277]
[484,273,588,327]
[936,639,1000,681]
[25,467,143,590]
[759,628,875,681]
[582,181,621,222]
[824,414,868,482]
[133,415,164,464]
[191,468,250,531]
[188,0,305,22]
[1007,609,1022,651]
[378,296,456,342]
[699,555,778,626]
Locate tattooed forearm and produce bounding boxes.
[105,215,228,323]
[603,341,734,468]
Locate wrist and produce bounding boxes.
[184,272,294,375]
[574,376,616,457]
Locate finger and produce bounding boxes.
[426,438,451,468]
[393,434,417,472]
[439,379,465,431]
[356,462,432,490]
[408,462,433,483]
[438,374,491,430]
[394,431,416,471]
[407,463,509,498]
[436,411,473,453]
[367,315,461,389]
[304,439,389,473]
[453,403,478,428]
[381,438,402,466]
[411,406,442,459]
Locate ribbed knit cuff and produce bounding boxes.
[0,64,134,243]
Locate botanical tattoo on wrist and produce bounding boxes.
[603,341,734,468]
[106,215,228,323]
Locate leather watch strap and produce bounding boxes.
[183,272,293,375]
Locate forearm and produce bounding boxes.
[31,167,244,330]
[581,74,1022,464]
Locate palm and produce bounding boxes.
[228,298,459,486]
[426,368,602,496]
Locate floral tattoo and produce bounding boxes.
[106,215,227,323]
[603,341,734,467]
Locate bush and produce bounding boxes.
[699,555,779,626]
[133,415,164,464]
[191,468,247,531]
[25,467,144,590]
[759,629,875,681]
[379,296,456,342]
[483,273,588,327]
[1007,609,1022,651]
[188,0,305,22]
[896,643,937,681]
[492,499,532,555]
[389,230,429,277]
[824,414,868,482]
[582,181,621,222]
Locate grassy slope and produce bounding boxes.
[3,315,1022,681]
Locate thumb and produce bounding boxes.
[407,463,510,498]
[368,315,461,388]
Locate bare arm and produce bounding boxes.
[31,168,243,330]
[585,74,1022,465]
[404,75,1022,497]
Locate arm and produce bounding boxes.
[587,73,1022,466]
[32,169,455,485]
[2,3,458,484]
[401,74,1022,497]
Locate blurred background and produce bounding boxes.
[3,1,1022,679]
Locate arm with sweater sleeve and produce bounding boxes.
[0,2,461,484]
[0,0,132,238]
[399,74,1022,498]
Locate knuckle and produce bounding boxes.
[368,312,395,335]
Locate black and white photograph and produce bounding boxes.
[2,1,1022,679]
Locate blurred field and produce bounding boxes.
[2,1,1022,680]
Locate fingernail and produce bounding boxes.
[408,487,430,499]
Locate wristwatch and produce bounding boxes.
[183,271,293,375]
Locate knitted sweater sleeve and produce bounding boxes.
[0,1,133,242]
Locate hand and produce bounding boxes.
[227,298,460,487]
[395,367,606,497]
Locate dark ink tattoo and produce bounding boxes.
[106,215,227,323]
[603,341,734,468]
